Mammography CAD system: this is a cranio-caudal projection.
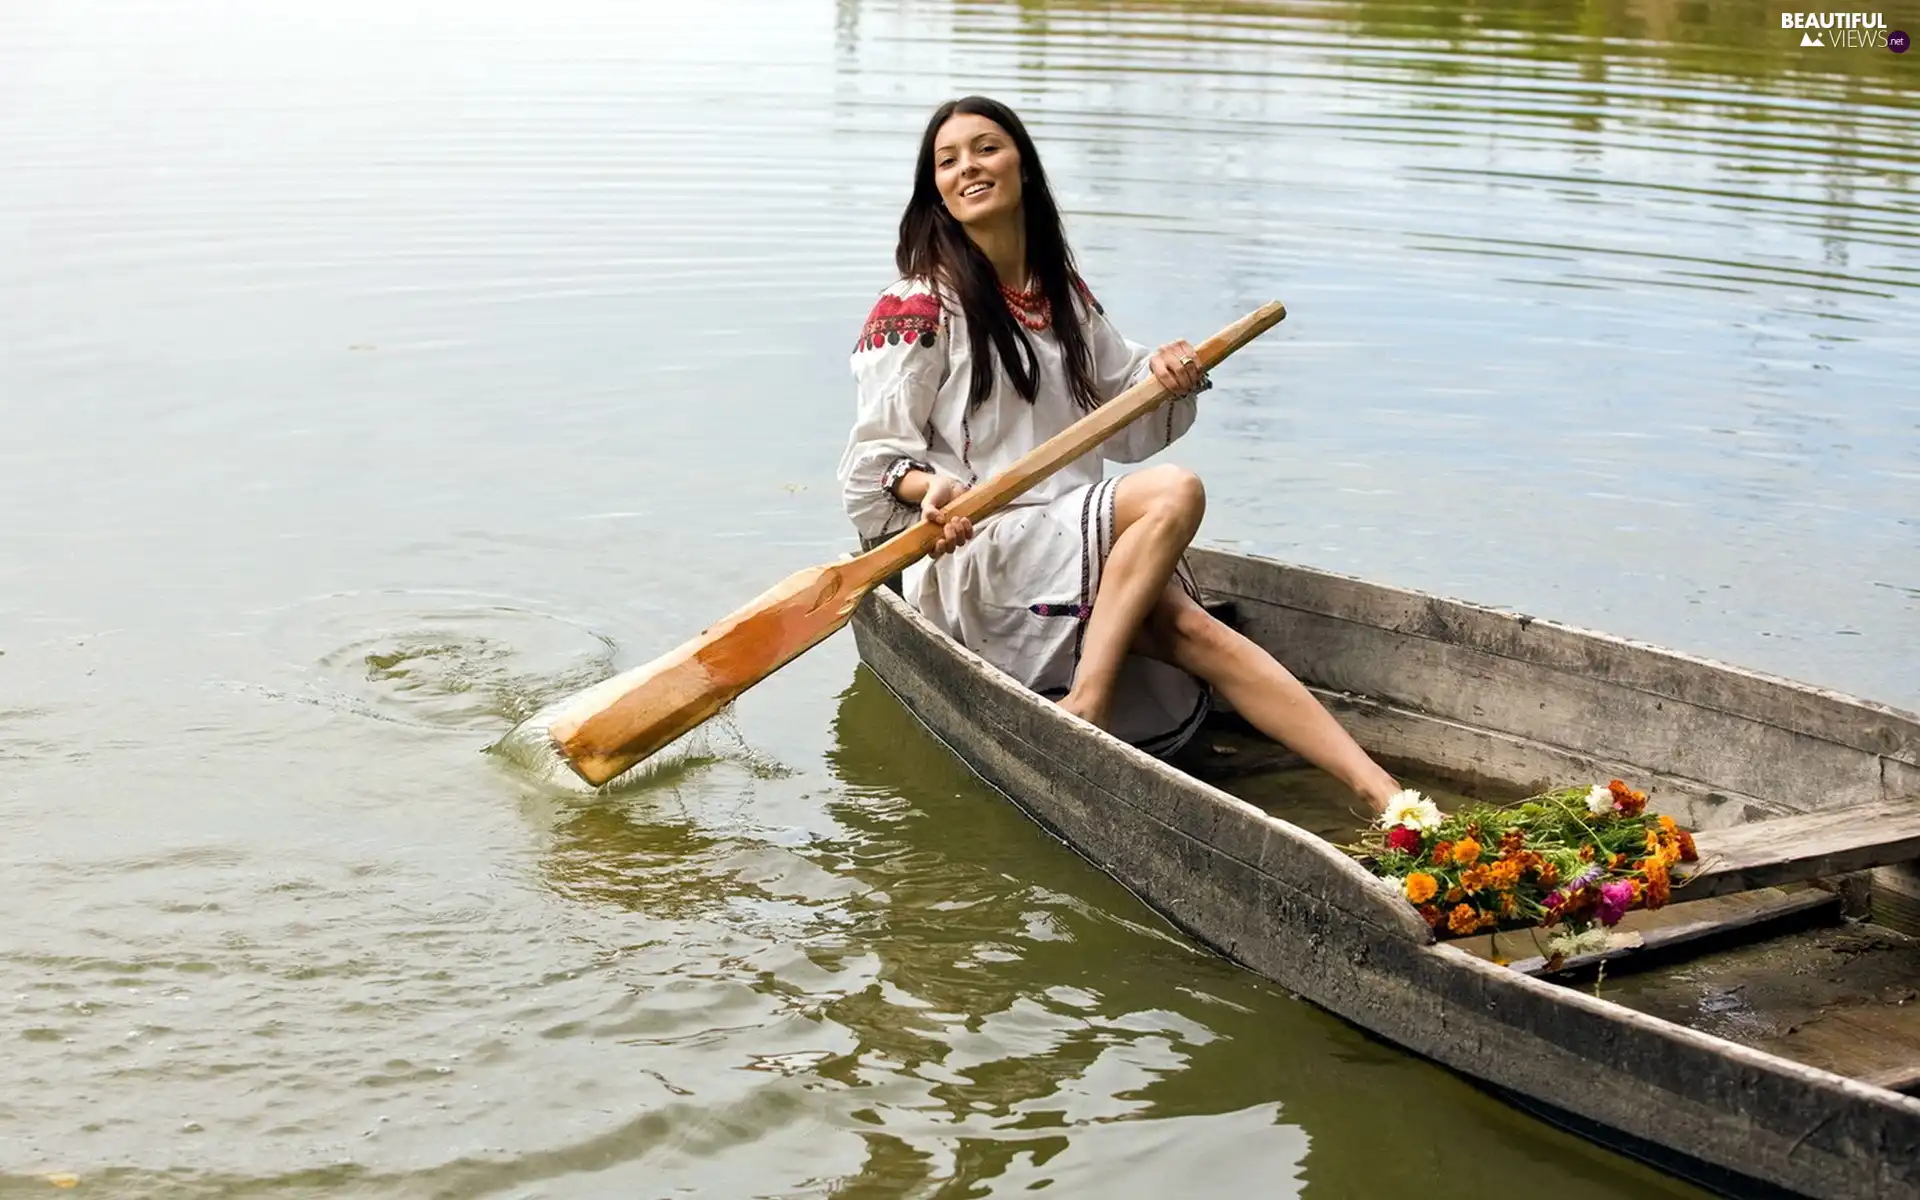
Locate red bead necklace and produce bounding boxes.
[999,279,1052,331]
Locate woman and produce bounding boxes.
[837,96,1401,814]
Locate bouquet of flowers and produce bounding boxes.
[1351,780,1699,951]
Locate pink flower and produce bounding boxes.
[1597,880,1635,927]
[1385,826,1423,856]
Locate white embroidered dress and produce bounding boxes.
[836,277,1210,757]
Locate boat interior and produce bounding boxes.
[1178,549,1920,1101]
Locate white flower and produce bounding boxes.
[1379,788,1443,832]
[1380,875,1404,894]
[1547,925,1619,959]
[1585,784,1614,816]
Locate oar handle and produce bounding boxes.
[848,301,1287,586]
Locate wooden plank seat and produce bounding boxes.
[1678,797,1920,899]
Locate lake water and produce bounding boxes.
[3,0,1915,1195]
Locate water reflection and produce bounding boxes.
[1338,0,1918,91]
[946,0,1920,93]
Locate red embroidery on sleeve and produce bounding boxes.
[856,292,942,352]
[1071,276,1104,315]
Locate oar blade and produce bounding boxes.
[531,562,872,786]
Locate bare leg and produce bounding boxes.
[1058,465,1205,730]
[1055,463,1399,812]
[1136,581,1401,813]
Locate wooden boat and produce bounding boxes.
[849,545,1920,1199]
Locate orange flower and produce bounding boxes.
[1609,853,1626,870]
[1447,904,1480,936]
[1645,829,1661,853]
[1461,865,1493,893]
[1677,829,1698,863]
[1647,874,1671,908]
[1445,887,1465,904]
[1431,840,1454,866]
[1488,860,1524,890]
[1579,845,1595,863]
[1537,863,1560,887]
[1404,873,1439,905]
[1478,911,1499,931]
[1452,838,1483,866]
[1499,892,1518,917]
[1658,815,1679,836]
[1607,778,1648,816]
[1417,904,1442,927]
[1498,829,1526,856]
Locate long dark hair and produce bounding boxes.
[896,97,1101,412]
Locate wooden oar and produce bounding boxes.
[513,301,1287,787]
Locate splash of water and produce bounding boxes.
[485,705,778,794]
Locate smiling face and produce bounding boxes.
[932,112,1024,228]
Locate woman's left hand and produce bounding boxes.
[1148,340,1207,397]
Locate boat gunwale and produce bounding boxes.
[1187,546,1920,769]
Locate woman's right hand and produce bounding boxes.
[922,475,974,558]
[1148,339,1207,397]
